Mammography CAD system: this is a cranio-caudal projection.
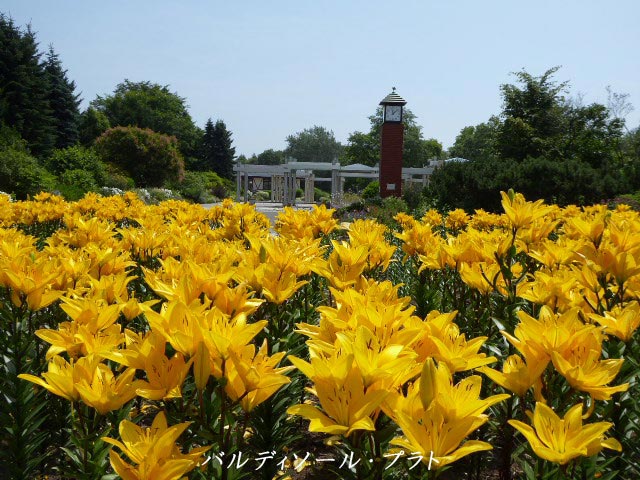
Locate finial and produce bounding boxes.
[392,86,396,92]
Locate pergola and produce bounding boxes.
[233,160,434,206]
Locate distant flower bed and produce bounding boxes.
[0,190,638,479]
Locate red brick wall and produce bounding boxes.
[380,122,404,198]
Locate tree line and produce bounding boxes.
[2,13,639,209]
[429,67,640,210]
[0,14,235,201]
[239,109,444,168]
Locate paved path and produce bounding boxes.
[201,202,316,225]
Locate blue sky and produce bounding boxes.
[4,0,639,157]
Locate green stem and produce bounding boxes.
[219,359,228,480]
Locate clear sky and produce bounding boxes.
[3,0,639,157]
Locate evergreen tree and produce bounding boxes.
[200,118,235,179]
[78,107,110,145]
[0,14,56,156]
[44,46,81,148]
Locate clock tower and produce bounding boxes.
[379,88,406,198]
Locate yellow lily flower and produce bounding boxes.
[120,297,160,321]
[459,261,503,295]
[259,263,308,304]
[445,208,470,231]
[509,403,621,465]
[287,353,388,436]
[275,204,338,239]
[480,354,546,399]
[589,302,640,342]
[86,272,135,305]
[18,354,98,402]
[208,283,264,318]
[75,363,140,414]
[103,411,209,480]
[2,256,63,310]
[422,208,443,226]
[383,359,508,425]
[551,346,629,401]
[421,312,497,373]
[564,214,607,245]
[392,408,492,469]
[59,296,122,330]
[225,340,293,412]
[517,269,579,311]
[335,325,418,388]
[135,347,193,401]
[36,320,124,360]
[201,311,268,371]
[395,221,439,258]
[101,329,167,370]
[347,219,396,271]
[502,307,598,368]
[426,360,510,422]
[144,300,208,357]
[313,241,369,290]
[500,190,553,231]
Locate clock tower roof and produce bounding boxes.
[379,87,407,106]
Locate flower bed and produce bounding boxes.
[0,190,637,479]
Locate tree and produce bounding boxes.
[198,119,235,179]
[43,46,81,149]
[0,14,56,156]
[256,148,285,165]
[94,126,185,187]
[429,67,631,210]
[285,125,343,163]
[91,80,201,158]
[496,67,569,161]
[606,86,634,127]
[78,107,110,145]
[448,116,500,161]
[343,131,379,166]
[236,154,250,164]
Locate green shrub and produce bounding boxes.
[361,180,380,200]
[46,146,107,185]
[95,126,185,187]
[173,171,231,203]
[254,190,271,202]
[0,147,55,199]
[103,171,135,190]
[402,182,425,211]
[55,169,98,200]
[370,196,408,226]
[0,123,28,151]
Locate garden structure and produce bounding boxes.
[233,159,433,206]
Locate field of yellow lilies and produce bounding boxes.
[0,190,638,480]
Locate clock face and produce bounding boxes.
[385,105,402,122]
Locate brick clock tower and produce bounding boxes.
[379,88,406,198]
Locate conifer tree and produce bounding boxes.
[44,46,81,148]
[199,118,235,179]
[0,14,55,156]
[78,107,110,146]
